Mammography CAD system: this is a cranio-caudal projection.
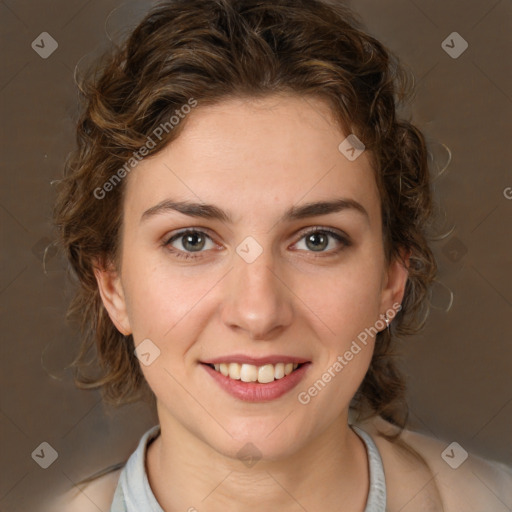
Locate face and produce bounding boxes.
[96,94,408,461]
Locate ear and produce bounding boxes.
[378,246,410,317]
[93,259,132,336]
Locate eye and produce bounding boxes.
[293,227,351,255]
[164,229,217,260]
[163,226,351,261]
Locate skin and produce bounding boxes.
[95,93,409,511]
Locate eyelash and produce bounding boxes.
[163,227,351,261]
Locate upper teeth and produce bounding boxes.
[212,362,299,383]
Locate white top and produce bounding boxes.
[109,424,387,512]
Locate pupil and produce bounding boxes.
[184,233,204,251]
[307,233,327,251]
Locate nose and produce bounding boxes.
[220,244,294,340]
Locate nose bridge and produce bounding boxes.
[221,239,293,338]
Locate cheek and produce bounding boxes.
[122,254,219,347]
[121,253,179,338]
[304,258,384,343]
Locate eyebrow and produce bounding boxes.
[140,197,369,225]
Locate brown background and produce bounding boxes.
[1,0,511,511]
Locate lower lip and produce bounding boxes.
[201,363,311,402]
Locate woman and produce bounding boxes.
[51,0,512,510]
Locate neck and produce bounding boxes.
[146,406,370,512]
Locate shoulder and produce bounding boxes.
[49,426,159,512]
[49,467,123,512]
[355,415,512,512]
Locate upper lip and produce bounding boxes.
[201,355,310,366]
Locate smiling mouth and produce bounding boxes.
[203,362,306,384]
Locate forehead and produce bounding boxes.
[123,94,380,226]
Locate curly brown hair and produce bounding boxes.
[53,0,437,436]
